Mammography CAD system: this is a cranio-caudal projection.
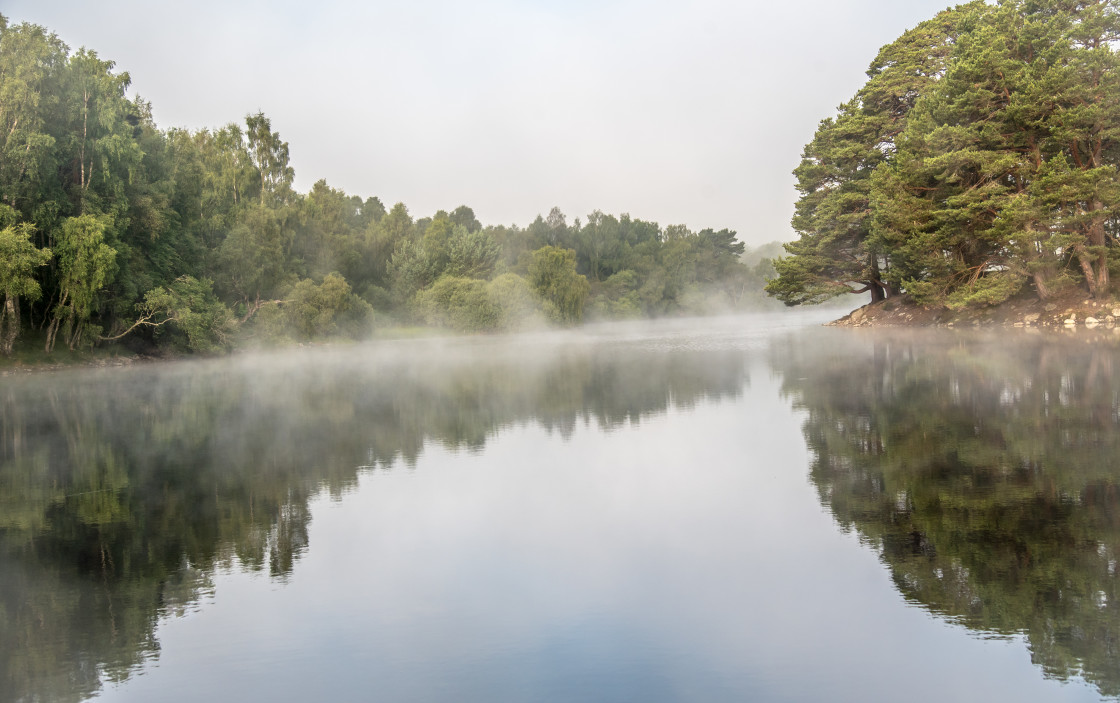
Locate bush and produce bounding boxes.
[414,276,500,332]
[252,272,371,342]
[140,276,233,353]
[486,273,541,329]
[527,246,589,324]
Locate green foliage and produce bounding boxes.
[245,112,294,208]
[891,0,1120,303]
[63,48,145,215]
[47,214,117,352]
[414,275,500,332]
[296,179,370,281]
[769,7,974,307]
[215,206,293,307]
[776,0,1120,309]
[139,276,232,352]
[253,272,371,342]
[0,20,67,214]
[0,216,52,354]
[449,204,481,232]
[589,269,643,319]
[527,246,590,324]
[0,220,51,300]
[0,14,766,358]
[445,226,500,279]
[486,273,542,329]
[387,238,439,304]
[288,272,363,339]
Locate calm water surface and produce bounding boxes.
[2,311,1118,702]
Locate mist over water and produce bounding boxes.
[1,312,1116,702]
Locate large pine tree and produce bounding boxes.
[772,0,1120,308]
[768,5,979,305]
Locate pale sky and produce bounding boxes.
[4,0,954,246]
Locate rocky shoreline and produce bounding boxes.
[0,353,146,376]
[829,292,1120,331]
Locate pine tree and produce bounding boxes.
[768,5,980,305]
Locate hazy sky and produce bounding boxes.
[5,0,953,246]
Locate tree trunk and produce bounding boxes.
[1089,201,1109,297]
[67,320,83,351]
[80,89,90,192]
[870,282,885,303]
[44,316,61,354]
[1075,245,1100,298]
[45,291,69,354]
[1032,268,1054,301]
[869,256,885,303]
[0,294,19,356]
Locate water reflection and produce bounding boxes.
[0,336,748,703]
[772,330,1120,699]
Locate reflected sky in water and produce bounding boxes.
[2,312,1114,702]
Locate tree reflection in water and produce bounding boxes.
[0,338,748,703]
[773,329,1120,698]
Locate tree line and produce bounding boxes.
[768,0,1120,309]
[0,15,774,357]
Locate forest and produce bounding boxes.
[0,14,775,358]
[768,0,1120,310]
